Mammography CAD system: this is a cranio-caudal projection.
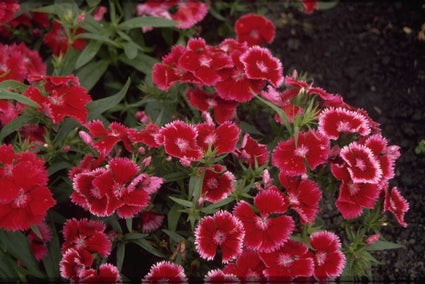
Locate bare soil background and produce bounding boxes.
[267,1,425,280]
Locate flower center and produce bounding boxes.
[256,61,268,73]
[213,230,226,244]
[279,253,294,267]
[348,182,360,195]
[336,120,352,132]
[176,138,189,151]
[199,55,212,66]
[14,188,28,208]
[206,177,218,190]
[255,216,269,230]
[355,158,366,171]
[315,251,327,266]
[295,145,309,157]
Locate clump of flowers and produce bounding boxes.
[0,1,409,282]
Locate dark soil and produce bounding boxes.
[269,1,425,281]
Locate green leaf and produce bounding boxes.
[131,239,165,258]
[125,218,133,233]
[75,32,121,48]
[0,230,45,278]
[123,232,148,240]
[0,114,38,143]
[47,160,73,176]
[0,250,19,279]
[118,16,177,30]
[119,52,158,74]
[256,95,292,135]
[75,40,103,69]
[41,223,61,279]
[86,78,130,120]
[169,196,193,208]
[76,59,110,91]
[0,85,38,108]
[317,0,339,10]
[116,242,125,271]
[201,197,235,214]
[367,240,406,251]
[124,41,138,59]
[167,203,182,233]
[162,229,184,243]
[53,117,78,147]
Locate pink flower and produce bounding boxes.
[196,121,240,155]
[142,261,187,283]
[339,142,382,184]
[260,239,314,280]
[200,164,235,203]
[384,186,409,227]
[0,145,55,231]
[236,133,269,168]
[195,210,245,263]
[93,6,107,21]
[204,269,239,283]
[223,249,266,281]
[240,46,283,87]
[233,190,294,253]
[62,218,112,258]
[318,107,371,140]
[78,263,121,283]
[171,1,208,29]
[272,130,329,176]
[141,211,165,233]
[309,231,346,280]
[24,74,92,124]
[155,120,203,163]
[366,234,380,245]
[235,13,275,46]
[26,222,52,261]
[186,87,238,124]
[279,173,322,224]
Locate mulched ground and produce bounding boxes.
[268,1,425,280]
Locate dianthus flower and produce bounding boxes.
[142,261,187,283]
[0,100,22,126]
[195,120,240,155]
[235,13,275,46]
[0,144,55,231]
[318,107,371,140]
[279,173,322,224]
[240,46,283,87]
[80,120,133,157]
[59,248,94,281]
[223,249,266,281]
[302,0,318,14]
[185,87,238,124]
[26,222,52,261]
[259,239,314,280]
[0,0,20,24]
[235,133,269,168]
[272,130,330,176]
[61,218,112,258]
[233,190,294,253]
[71,157,163,218]
[78,263,121,283]
[128,123,161,149]
[261,85,303,123]
[309,231,346,280]
[200,164,236,203]
[24,74,92,124]
[154,120,203,164]
[195,210,245,263]
[383,186,409,227]
[204,269,239,283]
[43,20,86,56]
[141,211,165,233]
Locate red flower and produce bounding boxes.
[309,231,346,280]
[24,74,92,124]
[318,107,371,140]
[141,211,165,233]
[261,85,303,123]
[0,0,20,24]
[26,222,52,261]
[0,100,22,126]
[16,42,46,78]
[200,164,235,203]
[302,0,318,14]
[186,87,238,124]
[0,145,55,231]
[279,173,322,224]
[236,133,269,168]
[80,120,133,157]
[155,120,203,164]
[178,38,233,86]
[79,263,121,283]
[240,46,283,87]
[233,190,294,253]
[128,123,161,149]
[142,261,187,283]
[195,210,245,263]
[259,239,314,280]
[43,20,86,56]
[196,121,240,155]
[62,218,112,258]
[384,186,409,227]
[235,13,275,46]
[59,248,94,281]
[204,269,239,283]
[335,181,380,219]
[223,249,266,281]
[272,130,330,176]
[339,142,382,184]
[0,43,25,82]
[171,1,208,29]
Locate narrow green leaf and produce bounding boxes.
[123,232,148,240]
[201,197,235,214]
[119,52,158,74]
[0,80,28,91]
[125,218,133,233]
[87,78,130,120]
[41,222,61,279]
[124,41,138,59]
[116,242,125,271]
[76,59,110,91]
[132,239,165,258]
[367,240,406,251]
[162,229,184,243]
[317,0,339,10]
[0,250,19,279]
[118,16,177,30]
[256,95,292,135]
[0,88,38,108]
[169,196,193,208]
[0,114,38,142]
[75,32,121,48]
[47,160,73,176]
[192,168,205,204]
[167,203,182,232]
[53,117,78,147]
[75,40,103,69]
[0,230,45,278]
